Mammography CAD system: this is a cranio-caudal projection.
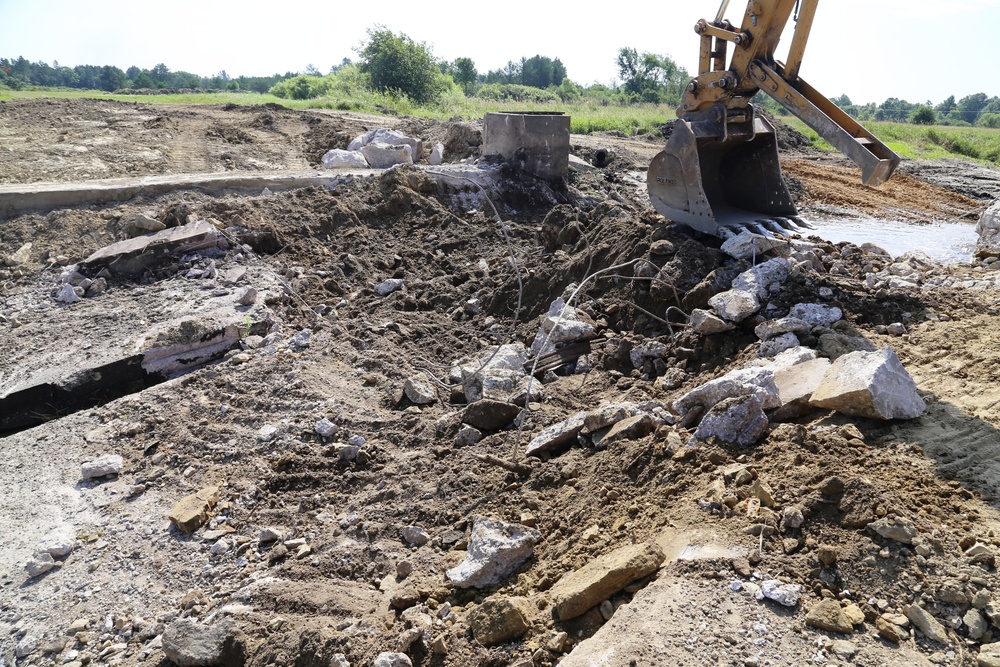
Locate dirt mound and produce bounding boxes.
[4,98,1000,667]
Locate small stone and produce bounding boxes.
[761,580,801,607]
[468,596,532,647]
[25,552,55,577]
[446,516,541,589]
[67,618,89,634]
[404,378,436,405]
[462,399,521,430]
[431,635,448,655]
[843,604,865,626]
[980,643,1000,667]
[38,526,76,557]
[876,615,909,643]
[55,282,82,304]
[454,425,483,447]
[210,538,230,555]
[81,454,123,479]
[599,599,614,621]
[868,517,918,545]
[15,635,39,658]
[965,609,988,640]
[315,418,338,438]
[401,526,430,547]
[375,278,405,296]
[805,599,854,634]
[372,651,413,667]
[817,544,838,566]
[906,604,949,644]
[830,640,858,658]
[257,424,278,442]
[169,486,221,533]
[259,527,284,542]
[162,618,235,666]
[236,287,257,305]
[396,560,413,579]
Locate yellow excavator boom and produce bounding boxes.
[648,0,900,236]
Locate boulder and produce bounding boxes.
[468,596,532,646]
[810,348,926,420]
[321,149,369,169]
[730,258,791,298]
[429,143,445,165]
[550,542,665,620]
[446,517,540,588]
[361,142,414,169]
[349,128,423,158]
[975,200,1000,258]
[720,232,788,260]
[403,378,436,405]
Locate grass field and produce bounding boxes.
[3,87,999,166]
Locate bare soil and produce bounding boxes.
[2,97,1000,667]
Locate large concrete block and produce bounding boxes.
[482,112,570,181]
[810,348,925,420]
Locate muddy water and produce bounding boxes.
[807,217,978,264]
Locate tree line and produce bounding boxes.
[0,56,294,93]
[4,30,999,130]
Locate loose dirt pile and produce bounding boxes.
[2,98,1000,667]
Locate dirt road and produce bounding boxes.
[2,97,1000,667]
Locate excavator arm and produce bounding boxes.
[648,0,900,236]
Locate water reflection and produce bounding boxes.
[806,218,978,265]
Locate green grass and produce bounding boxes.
[782,115,1000,165]
[7,88,997,166]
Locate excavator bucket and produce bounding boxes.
[648,113,799,237]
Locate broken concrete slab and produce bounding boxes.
[446,517,540,589]
[789,303,843,327]
[721,232,790,261]
[810,348,926,420]
[731,257,791,299]
[673,367,781,418]
[550,542,665,620]
[321,149,369,169]
[80,221,225,275]
[348,128,423,159]
[694,393,769,446]
[361,142,414,169]
[530,298,596,358]
[525,411,587,457]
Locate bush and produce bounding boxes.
[357,26,443,104]
[476,83,559,103]
[978,113,1000,129]
[911,105,936,125]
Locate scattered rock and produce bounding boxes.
[708,289,760,323]
[235,286,257,306]
[695,393,769,446]
[81,454,123,479]
[980,643,1000,667]
[401,526,430,547]
[446,517,540,588]
[721,232,787,260]
[868,517,918,545]
[468,596,532,646]
[817,544,838,566]
[162,618,237,666]
[375,278,405,296]
[689,308,735,335]
[529,298,596,357]
[805,599,854,634]
[965,609,988,640]
[403,378,436,405]
[830,640,858,659]
[550,542,665,620]
[38,526,76,557]
[674,367,780,418]
[25,552,56,577]
[372,652,412,667]
[315,418,339,438]
[906,604,949,644]
[789,303,843,326]
[810,348,926,420]
[429,143,445,165]
[876,615,909,643]
[760,580,801,607]
[169,486,221,533]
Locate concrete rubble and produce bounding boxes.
[810,348,926,419]
[446,517,540,588]
[549,542,665,620]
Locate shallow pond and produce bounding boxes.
[805,217,978,265]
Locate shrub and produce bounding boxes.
[357,26,443,104]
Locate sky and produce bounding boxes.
[1,0,999,105]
